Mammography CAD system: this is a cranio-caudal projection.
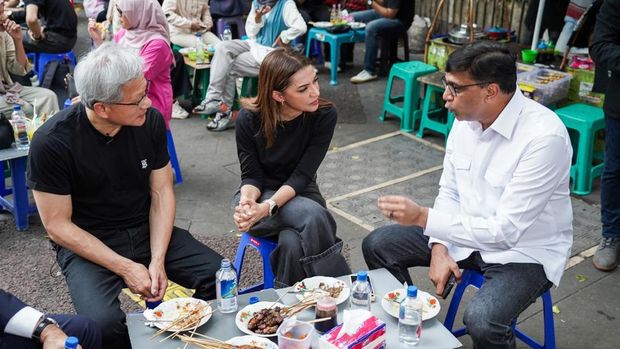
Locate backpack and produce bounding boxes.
[0,112,14,150]
[41,57,77,103]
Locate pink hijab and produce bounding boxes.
[116,0,170,49]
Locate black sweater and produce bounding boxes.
[235,105,337,194]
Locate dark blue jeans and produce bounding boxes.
[363,224,552,349]
[352,10,408,74]
[0,314,102,349]
[601,116,620,238]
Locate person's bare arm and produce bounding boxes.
[146,164,175,301]
[371,0,398,18]
[33,190,156,299]
[25,4,44,39]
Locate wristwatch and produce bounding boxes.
[32,316,59,342]
[264,199,279,216]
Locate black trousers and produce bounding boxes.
[55,223,223,349]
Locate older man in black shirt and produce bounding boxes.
[22,0,77,53]
[350,0,414,83]
[27,43,223,349]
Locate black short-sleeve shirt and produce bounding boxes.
[24,0,78,37]
[385,0,414,28]
[235,105,337,195]
[27,104,170,231]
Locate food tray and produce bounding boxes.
[517,68,572,106]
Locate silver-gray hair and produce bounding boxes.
[74,42,145,109]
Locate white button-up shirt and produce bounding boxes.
[425,90,573,286]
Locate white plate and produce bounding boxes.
[143,297,212,332]
[227,335,279,349]
[293,276,350,305]
[235,301,287,338]
[349,22,366,29]
[381,288,440,321]
[313,21,333,28]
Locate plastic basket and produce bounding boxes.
[517,69,573,106]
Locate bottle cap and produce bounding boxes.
[357,271,368,282]
[65,336,79,347]
[221,258,231,268]
[249,296,260,304]
[407,285,418,297]
[13,104,21,111]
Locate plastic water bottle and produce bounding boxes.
[216,259,238,313]
[349,271,371,311]
[10,105,29,150]
[330,4,337,24]
[64,336,79,349]
[195,32,205,64]
[399,285,423,346]
[223,25,232,41]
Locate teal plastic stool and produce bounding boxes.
[416,82,455,143]
[555,103,605,195]
[379,61,437,132]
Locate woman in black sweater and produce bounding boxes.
[233,49,351,287]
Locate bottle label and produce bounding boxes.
[219,279,237,299]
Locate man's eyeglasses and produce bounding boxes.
[441,76,493,96]
[108,80,151,107]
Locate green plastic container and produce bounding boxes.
[521,49,538,64]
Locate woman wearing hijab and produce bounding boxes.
[88,0,174,129]
[233,49,351,287]
[192,0,306,132]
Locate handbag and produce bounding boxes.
[0,112,14,150]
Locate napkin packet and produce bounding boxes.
[319,310,386,349]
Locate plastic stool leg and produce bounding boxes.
[573,128,595,195]
[329,39,339,86]
[166,130,183,184]
[234,233,251,282]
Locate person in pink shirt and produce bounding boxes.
[88,0,173,129]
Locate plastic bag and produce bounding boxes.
[408,15,430,53]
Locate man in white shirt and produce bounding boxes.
[363,42,573,348]
[1,289,102,348]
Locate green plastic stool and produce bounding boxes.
[555,103,605,196]
[379,61,437,132]
[416,83,455,143]
[232,76,259,110]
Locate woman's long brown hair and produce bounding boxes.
[241,48,332,148]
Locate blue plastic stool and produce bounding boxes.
[166,130,183,184]
[26,52,37,74]
[305,27,365,85]
[233,232,277,294]
[444,269,556,349]
[37,50,77,85]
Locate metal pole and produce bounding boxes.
[531,0,546,50]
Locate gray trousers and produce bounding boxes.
[0,86,59,118]
[205,40,261,106]
[22,31,77,54]
[233,185,351,287]
[55,223,223,349]
[362,224,553,349]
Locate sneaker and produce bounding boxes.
[206,110,235,131]
[171,101,189,119]
[30,74,40,87]
[324,61,341,72]
[193,99,221,115]
[592,237,620,271]
[350,70,378,84]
